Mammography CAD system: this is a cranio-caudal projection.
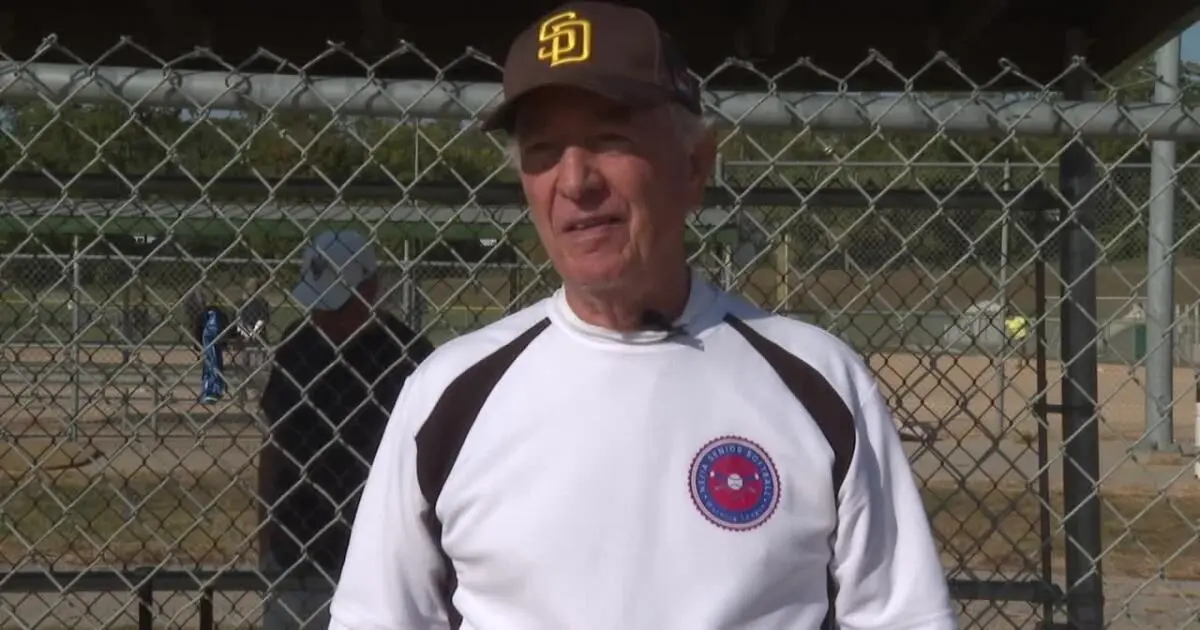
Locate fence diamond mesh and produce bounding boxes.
[2,39,1200,630]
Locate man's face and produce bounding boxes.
[513,87,709,293]
[312,276,378,343]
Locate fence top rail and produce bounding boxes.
[3,61,1200,140]
[0,569,1062,603]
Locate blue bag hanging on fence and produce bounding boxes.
[199,307,226,403]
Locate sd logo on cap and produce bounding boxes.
[537,11,592,67]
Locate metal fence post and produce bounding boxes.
[998,159,1012,433]
[69,234,81,441]
[1059,30,1105,630]
[1192,301,1200,479]
[401,240,426,332]
[1143,36,1181,451]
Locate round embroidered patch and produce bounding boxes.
[690,436,780,531]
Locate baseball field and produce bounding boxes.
[3,345,1200,628]
[4,261,1200,628]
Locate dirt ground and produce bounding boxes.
[868,351,1200,445]
[4,346,1199,487]
[4,348,1200,570]
[5,347,1200,629]
[0,344,267,428]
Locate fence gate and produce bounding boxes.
[1,37,1200,630]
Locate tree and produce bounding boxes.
[1,56,1198,284]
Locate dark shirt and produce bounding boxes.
[259,312,434,575]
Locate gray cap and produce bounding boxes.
[291,230,379,311]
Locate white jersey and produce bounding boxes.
[329,270,956,630]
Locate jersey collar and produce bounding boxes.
[549,268,722,345]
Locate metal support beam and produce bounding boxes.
[1058,28,1104,630]
[4,61,1200,139]
[138,0,210,52]
[1143,36,1181,452]
[0,172,1051,211]
[734,0,792,59]
[0,569,1063,605]
[0,8,16,50]
[357,0,404,53]
[0,184,1051,245]
[934,0,1012,53]
[1091,0,1200,82]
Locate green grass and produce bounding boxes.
[4,472,1200,579]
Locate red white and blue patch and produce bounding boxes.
[690,435,780,531]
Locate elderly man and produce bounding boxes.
[257,230,434,630]
[330,3,956,629]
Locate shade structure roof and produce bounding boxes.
[3,0,1199,92]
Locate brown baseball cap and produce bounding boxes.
[480,1,702,133]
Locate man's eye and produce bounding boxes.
[517,143,562,172]
[521,142,557,158]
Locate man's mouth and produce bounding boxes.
[565,216,623,232]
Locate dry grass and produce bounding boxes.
[0,470,259,569]
[4,471,1200,580]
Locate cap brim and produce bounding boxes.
[292,280,353,312]
[480,73,675,133]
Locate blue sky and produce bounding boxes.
[1183,24,1200,60]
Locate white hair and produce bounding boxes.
[503,102,711,169]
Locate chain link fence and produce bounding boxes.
[2,39,1200,629]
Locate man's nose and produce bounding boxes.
[555,146,603,201]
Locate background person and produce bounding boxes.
[184,286,231,405]
[1005,311,1030,360]
[238,277,271,344]
[1005,312,1030,342]
[197,304,227,404]
[257,229,435,630]
[234,276,272,376]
